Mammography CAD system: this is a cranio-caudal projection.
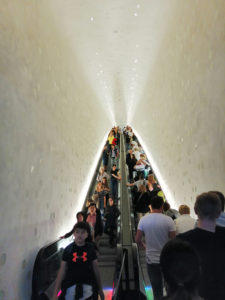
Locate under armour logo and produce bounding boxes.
[72,252,87,262]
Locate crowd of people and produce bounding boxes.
[125,126,225,300]
[52,127,121,300]
[52,126,225,300]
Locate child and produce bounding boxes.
[104,198,120,247]
[52,222,104,300]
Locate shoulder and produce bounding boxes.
[64,241,75,252]
[177,228,198,241]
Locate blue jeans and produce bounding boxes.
[147,263,163,300]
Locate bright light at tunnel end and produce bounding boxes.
[132,128,177,210]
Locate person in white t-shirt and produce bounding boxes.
[175,204,196,234]
[136,196,176,300]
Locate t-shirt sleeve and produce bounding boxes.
[137,218,144,232]
[62,245,70,262]
[168,217,176,232]
[88,243,98,261]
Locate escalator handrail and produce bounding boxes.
[112,250,126,300]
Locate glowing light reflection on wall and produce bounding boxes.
[77,130,111,210]
[133,129,177,209]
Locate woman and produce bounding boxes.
[160,239,203,300]
[146,174,160,192]
[126,151,137,181]
[107,131,115,145]
[134,184,151,219]
[94,182,108,214]
[97,166,109,183]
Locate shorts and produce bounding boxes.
[65,284,92,300]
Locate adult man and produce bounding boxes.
[110,164,121,202]
[135,196,176,300]
[175,204,196,234]
[177,192,225,300]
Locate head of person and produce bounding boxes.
[178,205,190,215]
[109,197,114,206]
[89,203,97,215]
[140,154,145,160]
[138,184,146,193]
[160,239,201,299]
[111,144,115,149]
[99,167,105,174]
[86,198,94,207]
[131,154,135,159]
[102,176,108,184]
[73,222,91,246]
[96,182,102,192]
[194,192,221,220]
[148,174,155,183]
[112,164,117,171]
[150,196,164,211]
[163,201,171,212]
[209,191,225,212]
[76,211,84,222]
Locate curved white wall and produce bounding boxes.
[0,2,112,299]
[0,1,224,300]
[131,1,225,212]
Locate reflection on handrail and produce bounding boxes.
[112,250,126,300]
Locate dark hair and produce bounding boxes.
[151,196,164,209]
[163,201,171,212]
[88,202,96,208]
[209,191,225,211]
[73,222,91,235]
[76,211,84,219]
[194,192,221,220]
[160,239,201,300]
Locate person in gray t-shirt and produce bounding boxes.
[136,196,176,300]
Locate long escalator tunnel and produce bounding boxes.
[31,131,153,300]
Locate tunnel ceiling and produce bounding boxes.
[50,0,175,125]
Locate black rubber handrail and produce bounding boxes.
[112,250,127,300]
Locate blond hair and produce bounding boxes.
[148,174,156,184]
[139,184,146,193]
[179,205,190,215]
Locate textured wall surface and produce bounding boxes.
[132,1,225,211]
[0,2,112,300]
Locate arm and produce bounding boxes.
[126,182,134,187]
[62,228,74,239]
[169,231,176,240]
[92,259,105,300]
[52,261,67,300]
[135,229,145,248]
[116,171,121,180]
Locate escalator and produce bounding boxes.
[31,132,151,300]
